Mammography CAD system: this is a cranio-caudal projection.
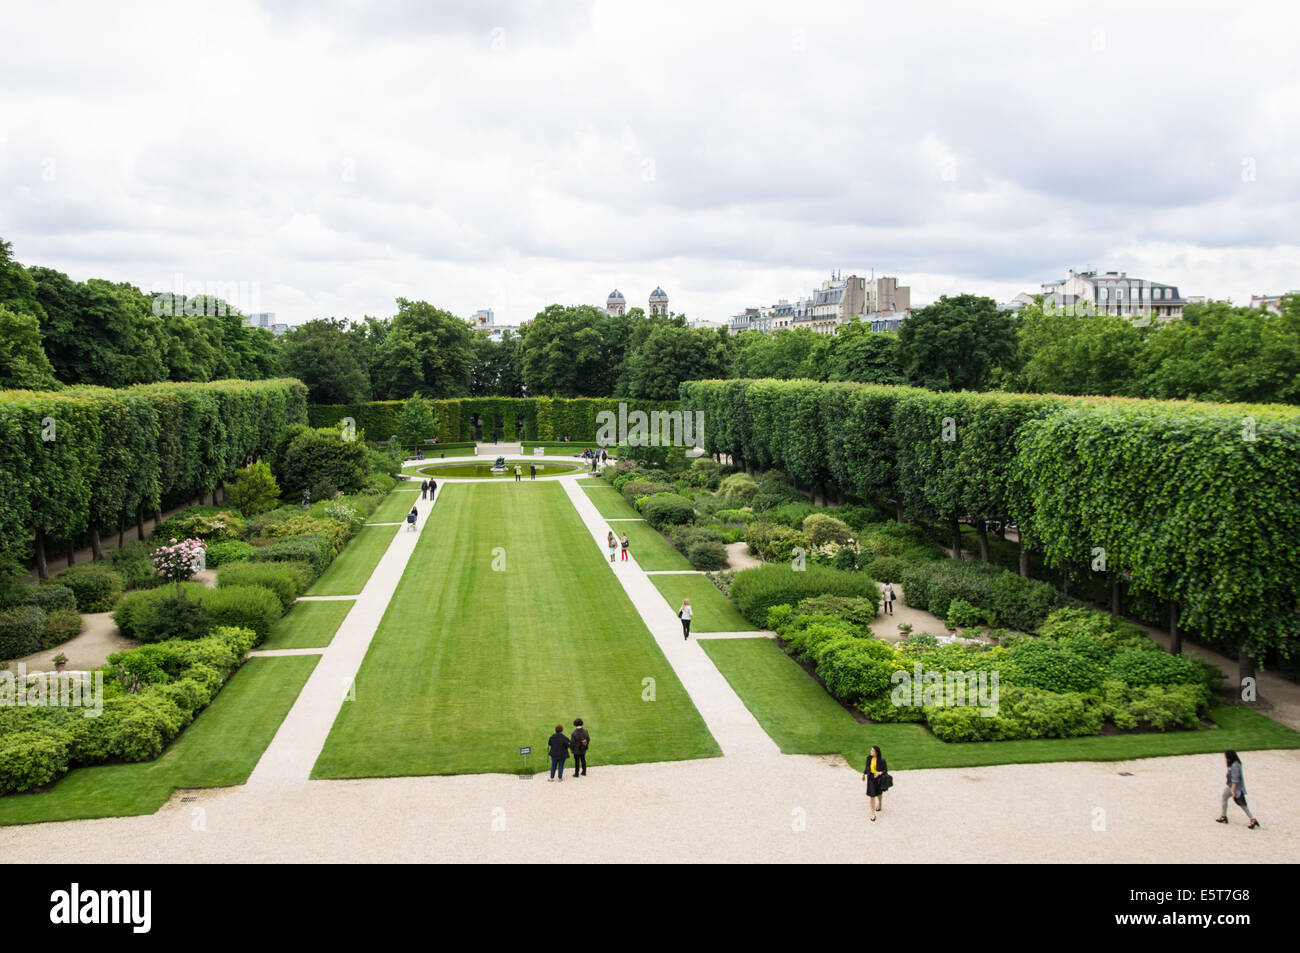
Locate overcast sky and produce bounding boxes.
[2,0,1297,327]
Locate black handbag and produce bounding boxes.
[879,772,894,792]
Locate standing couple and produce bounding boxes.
[547,719,591,781]
[606,531,629,562]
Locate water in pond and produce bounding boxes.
[415,460,588,479]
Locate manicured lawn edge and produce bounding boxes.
[262,598,355,650]
[651,574,753,632]
[307,523,400,596]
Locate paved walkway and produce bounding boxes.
[561,479,778,757]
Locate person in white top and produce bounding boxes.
[679,599,693,639]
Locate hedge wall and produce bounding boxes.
[0,379,307,571]
[681,379,1300,669]
[309,396,679,444]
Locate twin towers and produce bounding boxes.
[606,287,668,317]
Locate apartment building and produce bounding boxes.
[1041,269,1186,320]
[733,272,911,335]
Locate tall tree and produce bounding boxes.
[371,299,474,399]
[824,321,905,384]
[621,324,732,400]
[520,304,615,397]
[896,294,1019,391]
[278,318,370,403]
[0,305,58,389]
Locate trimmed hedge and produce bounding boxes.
[248,533,334,578]
[53,565,124,613]
[215,561,311,610]
[0,605,45,659]
[730,563,879,627]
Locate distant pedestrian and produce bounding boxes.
[882,581,896,616]
[530,463,536,480]
[607,531,618,563]
[406,506,418,532]
[420,479,429,500]
[620,531,629,561]
[514,465,522,482]
[428,479,437,499]
[591,456,598,472]
[863,745,888,821]
[679,599,693,639]
[548,724,570,781]
[571,718,590,777]
[1217,750,1260,828]
[601,449,608,464]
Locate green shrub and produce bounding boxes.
[828,504,881,530]
[152,509,248,543]
[227,461,282,515]
[793,595,879,631]
[135,593,214,644]
[199,585,283,644]
[109,542,158,589]
[54,565,125,612]
[215,561,309,610]
[818,640,898,704]
[745,522,808,562]
[248,533,334,578]
[1007,639,1105,694]
[687,540,729,571]
[766,502,818,528]
[274,426,372,499]
[7,582,77,612]
[712,508,755,525]
[0,729,71,794]
[802,514,853,546]
[897,560,999,619]
[865,555,908,583]
[0,605,46,659]
[621,480,675,506]
[42,608,84,649]
[639,492,695,528]
[719,472,760,505]
[731,563,879,627]
[902,631,939,648]
[112,584,207,640]
[667,524,725,555]
[1107,649,1208,688]
[204,540,257,567]
[989,571,1060,633]
[945,598,990,630]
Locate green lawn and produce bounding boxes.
[652,574,754,632]
[262,598,354,650]
[582,485,639,519]
[368,488,422,522]
[701,637,1300,771]
[307,523,400,596]
[0,656,318,826]
[313,481,720,779]
[618,521,692,571]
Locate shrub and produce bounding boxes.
[902,631,939,648]
[719,472,760,505]
[829,504,881,530]
[687,540,729,571]
[865,555,908,584]
[215,561,310,610]
[136,593,214,644]
[766,502,818,528]
[945,598,990,630]
[112,583,207,640]
[802,514,853,546]
[712,508,755,525]
[1007,639,1105,694]
[0,605,46,659]
[274,426,372,499]
[204,540,256,567]
[989,571,1060,633]
[731,563,879,627]
[248,534,335,578]
[0,729,71,794]
[42,608,84,649]
[199,585,283,644]
[667,524,724,555]
[261,513,353,552]
[639,493,695,528]
[793,595,879,631]
[226,462,282,515]
[745,522,808,562]
[152,509,248,543]
[54,565,125,612]
[7,582,77,612]
[150,538,206,583]
[621,480,675,506]
[1107,649,1208,688]
[816,638,898,703]
[897,560,999,619]
[109,542,158,589]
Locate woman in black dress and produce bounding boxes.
[862,745,887,821]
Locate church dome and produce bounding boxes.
[649,287,668,301]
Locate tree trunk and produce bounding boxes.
[90,525,103,561]
[1018,538,1029,578]
[950,514,962,559]
[1109,575,1120,616]
[138,508,146,541]
[976,523,990,562]
[66,539,76,568]
[118,523,125,548]
[894,499,904,523]
[812,483,826,507]
[35,528,48,580]
[154,508,162,523]
[1169,600,1181,655]
[1237,640,1256,700]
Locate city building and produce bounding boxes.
[1041,269,1186,320]
[998,292,1037,312]
[244,312,289,335]
[605,290,626,317]
[649,286,669,316]
[731,272,910,335]
[1250,292,1299,314]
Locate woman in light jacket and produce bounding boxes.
[679,599,693,639]
[1216,750,1260,828]
[607,531,618,563]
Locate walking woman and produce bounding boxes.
[1217,750,1260,828]
[863,745,887,821]
[882,581,896,616]
[547,724,570,782]
[620,531,630,562]
[420,479,429,500]
[406,505,418,532]
[607,531,618,563]
[679,599,693,639]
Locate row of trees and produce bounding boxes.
[681,378,1300,681]
[0,379,308,577]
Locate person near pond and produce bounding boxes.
[601,449,608,464]
[514,464,522,482]
[679,598,693,639]
[882,581,896,615]
[406,505,418,532]
[547,724,570,781]
[530,463,536,480]
[607,531,618,563]
[1217,750,1260,828]
[863,745,888,821]
[620,531,630,561]
[571,718,590,777]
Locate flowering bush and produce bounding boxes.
[324,500,364,532]
[151,538,207,583]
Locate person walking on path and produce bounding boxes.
[514,464,522,482]
[863,745,888,821]
[882,582,896,616]
[607,531,618,563]
[1217,750,1260,828]
[547,724,570,782]
[420,479,429,500]
[601,449,607,465]
[620,531,630,562]
[406,505,418,532]
[530,463,536,480]
[679,599,693,639]
[570,718,590,777]
[428,479,437,500]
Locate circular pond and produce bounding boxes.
[412,459,589,479]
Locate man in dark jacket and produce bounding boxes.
[547,725,570,781]
[570,718,590,777]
